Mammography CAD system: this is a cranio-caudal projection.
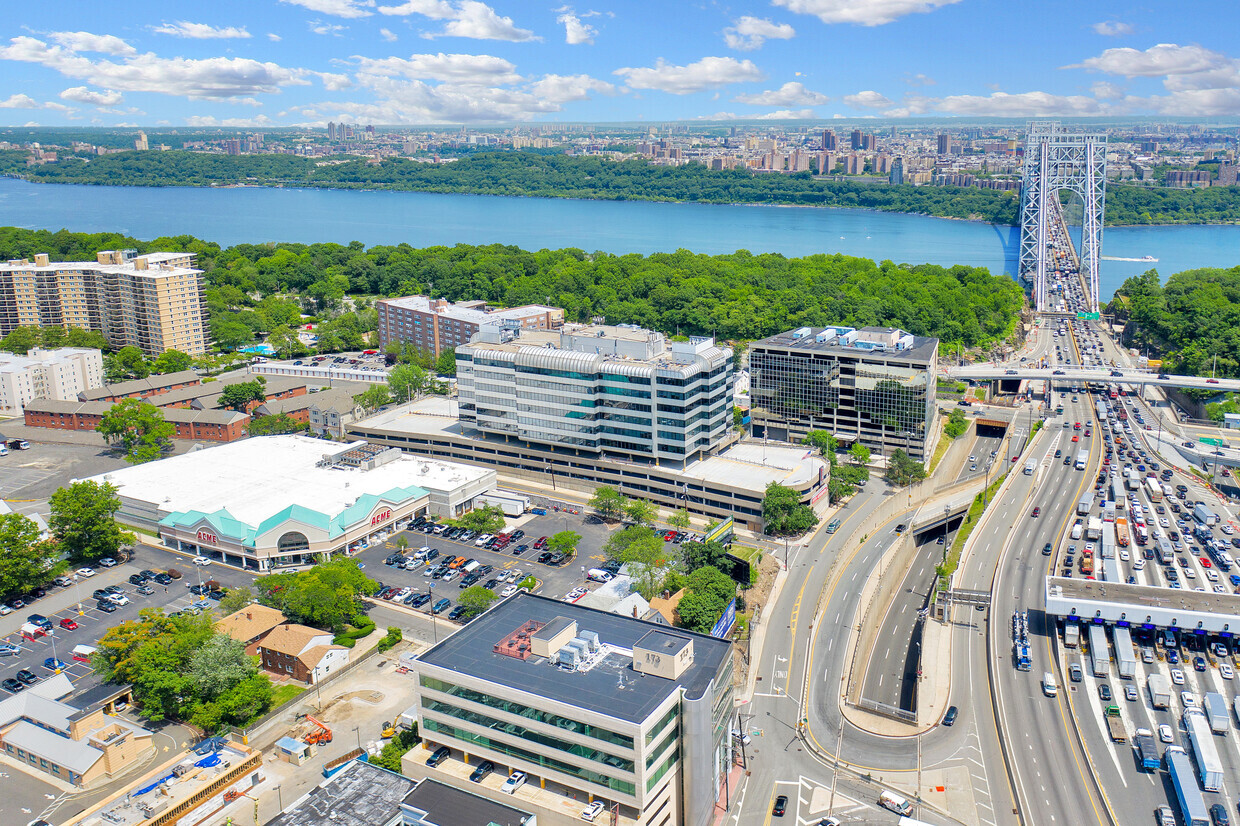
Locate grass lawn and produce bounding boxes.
[270,684,306,708]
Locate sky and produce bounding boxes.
[2,0,1239,128]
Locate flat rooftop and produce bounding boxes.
[1047,577,1240,615]
[355,399,825,495]
[402,777,533,826]
[418,592,731,724]
[268,760,415,826]
[753,325,939,364]
[382,294,557,323]
[86,435,490,526]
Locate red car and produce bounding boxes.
[1200,558,1213,569]
[533,536,548,549]
[1031,507,1041,518]
[58,617,78,631]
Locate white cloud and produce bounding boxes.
[723,16,795,51]
[186,114,275,127]
[352,52,522,84]
[771,0,962,26]
[1140,88,1240,115]
[1092,20,1134,36]
[889,90,1111,117]
[49,31,136,55]
[0,93,39,108]
[843,89,893,108]
[59,86,123,105]
[0,35,311,100]
[556,8,597,45]
[280,0,375,18]
[614,56,765,94]
[904,72,935,86]
[528,73,614,102]
[316,71,353,90]
[0,93,74,113]
[377,0,537,41]
[152,21,252,39]
[1068,43,1230,78]
[310,21,348,35]
[380,27,399,41]
[1090,81,1124,100]
[268,33,283,41]
[734,81,827,106]
[698,108,815,120]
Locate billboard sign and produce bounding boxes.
[710,599,737,638]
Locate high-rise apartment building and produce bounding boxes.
[0,250,209,356]
[749,325,938,462]
[937,133,953,155]
[850,129,863,150]
[0,347,104,415]
[845,153,866,175]
[457,322,733,463]
[376,295,564,357]
[822,129,837,151]
[861,134,877,151]
[134,131,148,151]
[889,156,905,185]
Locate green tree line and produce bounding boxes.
[0,226,1025,349]
[1107,265,1240,378]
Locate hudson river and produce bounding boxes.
[2,177,1236,300]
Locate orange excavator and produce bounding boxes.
[303,715,333,745]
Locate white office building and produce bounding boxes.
[0,347,104,415]
[458,323,733,463]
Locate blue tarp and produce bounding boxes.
[134,773,174,796]
[195,753,222,769]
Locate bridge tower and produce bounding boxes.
[1018,121,1107,314]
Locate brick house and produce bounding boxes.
[215,604,288,656]
[258,624,349,684]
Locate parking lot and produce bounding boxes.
[355,509,692,622]
[0,543,260,698]
[0,439,131,505]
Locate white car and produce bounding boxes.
[1206,570,1219,582]
[1181,691,1197,708]
[1158,724,1174,743]
[500,770,526,794]
[0,605,11,615]
[1119,549,1130,562]
[475,534,494,547]
[192,556,211,566]
[1222,663,1235,680]
[1133,559,1146,571]
[1223,525,1235,535]
[98,557,118,568]
[1170,668,1185,685]
[76,567,95,578]
[581,801,605,822]
[107,593,130,606]
[500,585,518,597]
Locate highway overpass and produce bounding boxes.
[945,365,1240,393]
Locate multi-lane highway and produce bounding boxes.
[947,365,1240,394]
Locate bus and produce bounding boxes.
[826,518,841,534]
[1108,384,1119,400]
[1156,534,1175,565]
[1145,477,1163,503]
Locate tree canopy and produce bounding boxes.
[48,480,134,562]
[256,558,377,631]
[762,482,817,536]
[0,513,63,599]
[96,398,175,463]
[885,448,927,487]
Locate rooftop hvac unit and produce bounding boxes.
[578,629,599,652]
[557,646,581,668]
[567,638,589,659]
[790,327,811,339]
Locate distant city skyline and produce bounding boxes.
[1,0,1238,127]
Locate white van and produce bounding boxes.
[878,790,912,816]
[1071,523,1083,540]
[1043,672,1058,697]
[586,569,614,583]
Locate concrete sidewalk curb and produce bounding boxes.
[738,560,789,703]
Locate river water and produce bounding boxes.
[1,177,1236,301]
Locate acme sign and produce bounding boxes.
[370,509,392,526]
[196,528,218,544]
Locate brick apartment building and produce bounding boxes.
[376,295,564,356]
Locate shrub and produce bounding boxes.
[376,626,402,652]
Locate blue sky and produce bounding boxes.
[2,0,1238,127]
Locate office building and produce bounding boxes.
[0,346,103,415]
[0,250,208,356]
[937,133,952,155]
[404,591,733,826]
[0,673,152,787]
[376,295,564,357]
[749,325,939,462]
[458,322,732,463]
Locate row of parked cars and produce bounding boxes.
[0,556,131,615]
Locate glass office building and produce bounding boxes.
[749,326,938,462]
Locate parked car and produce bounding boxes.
[501,771,526,794]
[426,745,451,767]
[58,617,78,631]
